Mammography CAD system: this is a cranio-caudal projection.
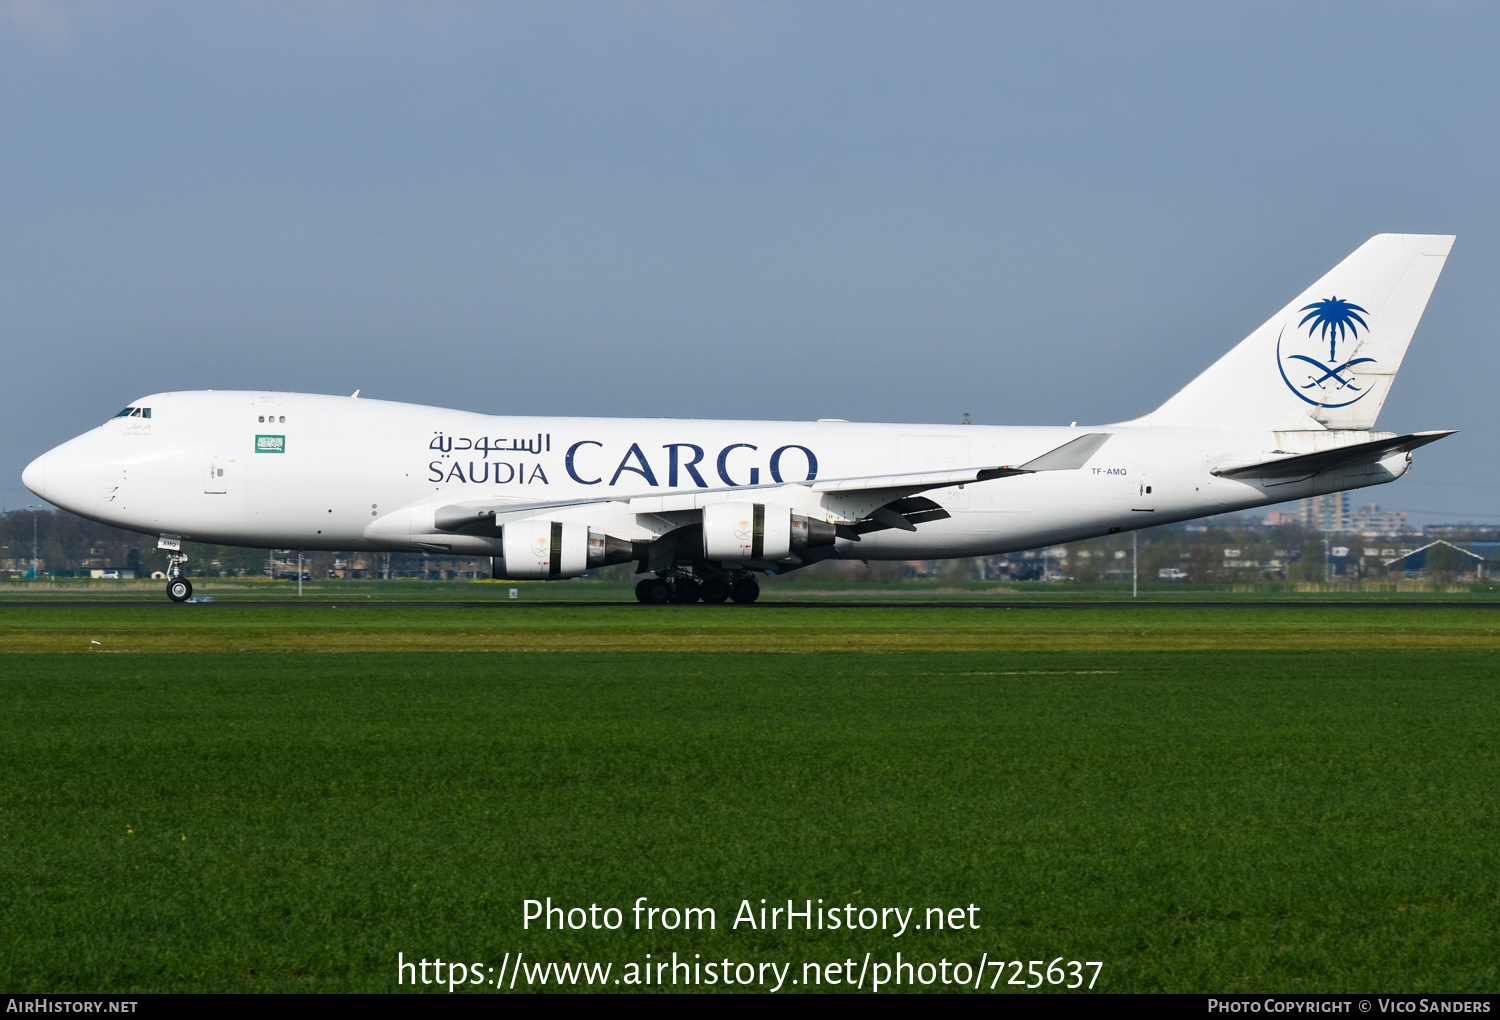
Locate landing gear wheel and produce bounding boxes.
[700,580,730,604]
[636,578,671,604]
[671,578,701,604]
[729,577,760,604]
[167,577,193,603]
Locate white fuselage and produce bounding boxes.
[22,390,1408,560]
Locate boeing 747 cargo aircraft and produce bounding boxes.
[22,233,1455,603]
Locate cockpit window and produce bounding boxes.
[114,407,134,418]
[112,407,151,419]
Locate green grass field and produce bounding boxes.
[2,605,1497,993]
[4,574,1499,603]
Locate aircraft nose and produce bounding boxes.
[24,432,109,517]
[21,453,46,500]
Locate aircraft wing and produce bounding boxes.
[807,432,1112,522]
[1211,430,1455,481]
[434,432,1112,532]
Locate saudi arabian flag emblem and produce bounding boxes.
[255,435,286,453]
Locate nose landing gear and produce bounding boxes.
[165,552,193,603]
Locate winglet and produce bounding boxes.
[1015,433,1112,472]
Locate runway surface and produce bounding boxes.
[4,600,1500,610]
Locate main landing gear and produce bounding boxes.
[635,572,759,605]
[165,552,193,603]
[635,577,671,604]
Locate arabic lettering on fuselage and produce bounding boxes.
[424,434,818,489]
[428,432,550,456]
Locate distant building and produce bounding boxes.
[1293,492,1352,531]
[1278,497,1410,536]
[1424,524,1500,541]
[1383,540,1485,578]
[1347,504,1409,537]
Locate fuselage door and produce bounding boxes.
[1131,469,1155,512]
[205,453,229,494]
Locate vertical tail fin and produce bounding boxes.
[1132,234,1454,431]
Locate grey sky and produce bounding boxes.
[3,1,1496,523]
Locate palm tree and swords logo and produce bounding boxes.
[1276,295,1376,407]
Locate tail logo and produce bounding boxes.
[1276,295,1376,408]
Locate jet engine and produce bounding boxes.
[492,518,634,580]
[701,502,835,561]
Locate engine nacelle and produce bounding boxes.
[701,502,833,561]
[492,519,633,579]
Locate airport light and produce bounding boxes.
[25,504,40,580]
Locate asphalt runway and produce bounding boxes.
[4,600,1500,610]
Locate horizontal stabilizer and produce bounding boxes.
[1212,430,1455,480]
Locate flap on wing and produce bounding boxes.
[1212,430,1455,480]
[811,466,1009,495]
